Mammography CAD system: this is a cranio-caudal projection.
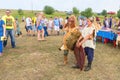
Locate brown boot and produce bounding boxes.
[64,56,68,65]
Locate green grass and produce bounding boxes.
[0,22,119,80]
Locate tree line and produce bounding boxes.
[17,5,120,18]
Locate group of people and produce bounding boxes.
[24,13,65,41]
[0,10,96,72]
[59,15,120,71]
[78,15,120,47]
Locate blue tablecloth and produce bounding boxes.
[97,30,117,42]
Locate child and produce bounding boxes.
[15,18,22,37]
[0,16,6,56]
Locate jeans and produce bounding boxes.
[3,29,16,48]
[43,26,48,37]
[84,47,94,63]
[0,41,3,53]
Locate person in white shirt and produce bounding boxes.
[48,17,53,35]
[43,16,48,37]
[64,16,69,24]
[76,18,96,71]
[79,18,83,27]
[25,16,32,36]
[59,16,63,29]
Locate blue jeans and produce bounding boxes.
[43,26,48,37]
[3,29,16,48]
[27,26,32,30]
[0,41,3,53]
[84,47,94,63]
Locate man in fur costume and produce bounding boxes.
[59,15,78,65]
[59,15,86,71]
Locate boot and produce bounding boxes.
[84,63,91,71]
[64,56,68,65]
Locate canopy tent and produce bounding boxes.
[107,11,116,15]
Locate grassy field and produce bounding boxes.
[0,21,119,80]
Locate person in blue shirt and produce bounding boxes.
[53,17,60,35]
[0,16,6,56]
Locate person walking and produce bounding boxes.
[53,17,60,35]
[36,12,45,41]
[2,10,16,48]
[15,18,22,37]
[25,16,32,36]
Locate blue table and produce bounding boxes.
[97,30,117,42]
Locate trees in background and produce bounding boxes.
[101,9,107,16]
[80,8,93,18]
[18,9,24,16]
[72,7,79,16]
[43,6,55,15]
[117,9,120,19]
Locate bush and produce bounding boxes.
[43,6,55,15]
[81,8,93,18]
[117,9,120,19]
[101,9,107,16]
[73,7,79,16]
[18,9,24,16]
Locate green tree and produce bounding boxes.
[80,8,93,18]
[18,9,24,15]
[72,7,79,16]
[43,5,55,15]
[101,9,107,16]
[117,9,120,19]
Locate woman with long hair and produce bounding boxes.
[36,12,45,41]
[76,18,96,71]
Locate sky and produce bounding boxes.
[0,0,120,13]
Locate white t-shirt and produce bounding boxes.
[79,19,83,26]
[48,20,53,28]
[26,17,32,26]
[59,18,63,25]
[44,18,48,26]
[105,20,109,27]
[82,25,96,49]
[83,20,87,26]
